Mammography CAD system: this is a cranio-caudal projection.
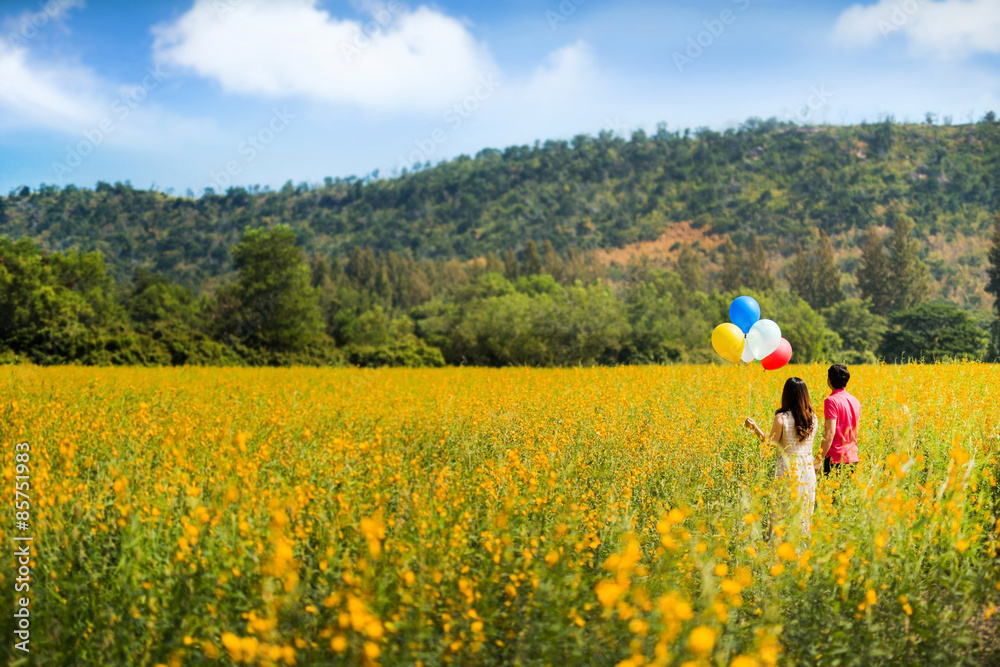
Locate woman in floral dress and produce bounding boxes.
[744,377,818,539]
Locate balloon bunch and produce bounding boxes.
[711,296,792,371]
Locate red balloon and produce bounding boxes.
[761,338,792,371]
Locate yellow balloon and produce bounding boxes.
[712,323,745,364]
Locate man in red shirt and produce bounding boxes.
[814,364,861,476]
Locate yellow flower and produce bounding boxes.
[687,625,717,657]
[365,620,384,639]
[201,642,219,659]
[776,542,797,562]
[720,578,742,595]
[221,633,242,660]
[360,515,386,559]
[596,580,626,608]
[629,618,649,636]
[866,589,877,606]
[240,637,259,661]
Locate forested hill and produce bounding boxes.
[2,116,999,291]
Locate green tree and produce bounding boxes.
[126,269,200,330]
[856,226,893,316]
[869,119,894,157]
[416,275,629,366]
[787,247,814,307]
[721,242,743,292]
[676,244,703,292]
[787,231,843,311]
[879,302,987,362]
[484,251,505,276]
[503,249,519,280]
[344,337,444,368]
[821,299,887,360]
[885,210,929,312]
[620,265,711,363]
[542,240,564,280]
[216,225,325,353]
[522,240,543,276]
[745,239,775,291]
[0,238,149,365]
[812,231,844,309]
[769,290,840,362]
[126,270,241,366]
[986,215,1000,361]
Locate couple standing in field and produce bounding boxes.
[743,364,861,537]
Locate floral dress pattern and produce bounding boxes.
[772,411,817,537]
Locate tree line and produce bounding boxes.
[3,215,997,367]
[2,116,998,309]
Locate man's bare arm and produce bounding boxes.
[818,417,837,459]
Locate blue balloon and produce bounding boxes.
[729,296,761,334]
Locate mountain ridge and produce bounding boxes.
[2,117,997,308]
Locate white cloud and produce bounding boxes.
[517,41,596,108]
[152,0,501,112]
[49,0,86,21]
[0,42,103,131]
[480,41,608,137]
[832,0,1000,57]
[0,0,104,131]
[2,0,84,37]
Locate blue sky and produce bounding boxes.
[1,0,998,195]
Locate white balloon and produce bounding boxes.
[740,338,755,363]
[747,319,782,360]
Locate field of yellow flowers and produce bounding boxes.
[1,363,998,666]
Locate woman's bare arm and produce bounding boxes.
[744,415,782,444]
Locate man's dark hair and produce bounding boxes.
[828,364,850,390]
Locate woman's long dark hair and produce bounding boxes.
[775,377,816,441]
